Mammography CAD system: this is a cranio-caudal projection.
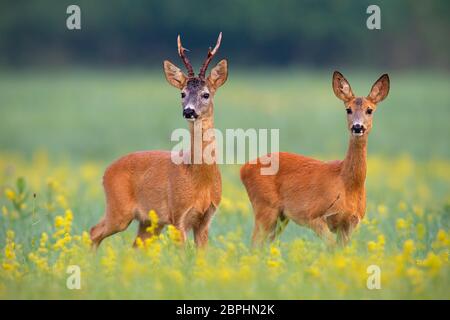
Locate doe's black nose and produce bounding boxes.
[183,108,198,119]
[351,123,364,133]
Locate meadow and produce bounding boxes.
[0,69,449,299]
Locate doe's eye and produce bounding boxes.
[346,108,352,114]
[181,92,186,98]
[202,93,210,99]
[366,108,373,115]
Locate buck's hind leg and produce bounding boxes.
[90,215,132,250]
[90,208,134,250]
[252,206,280,246]
[90,178,136,249]
[90,217,106,249]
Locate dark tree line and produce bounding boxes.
[0,0,448,69]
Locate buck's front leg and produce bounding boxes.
[193,206,216,248]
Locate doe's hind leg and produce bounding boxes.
[251,206,280,246]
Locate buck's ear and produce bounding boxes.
[163,60,187,89]
[332,71,354,102]
[368,74,390,104]
[207,59,228,90]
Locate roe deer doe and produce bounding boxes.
[240,71,390,246]
[90,33,228,249]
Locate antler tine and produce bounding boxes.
[177,34,195,78]
[198,32,222,79]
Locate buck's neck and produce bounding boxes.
[188,107,219,182]
[341,135,368,190]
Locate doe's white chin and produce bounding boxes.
[352,132,364,137]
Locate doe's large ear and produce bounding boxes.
[163,60,187,89]
[332,71,354,102]
[207,59,228,90]
[368,74,390,104]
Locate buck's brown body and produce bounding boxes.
[90,33,227,249]
[241,71,390,246]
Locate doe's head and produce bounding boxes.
[163,33,228,122]
[332,71,390,138]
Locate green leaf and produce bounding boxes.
[17,177,26,194]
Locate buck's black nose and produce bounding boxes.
[183,108,198,120]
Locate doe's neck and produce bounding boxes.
[341,135,368,190]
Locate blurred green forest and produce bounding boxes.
[0,0,449,69]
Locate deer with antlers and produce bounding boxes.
[240,71,390,246]
[90,33,227,249]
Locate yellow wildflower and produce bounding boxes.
[377,204,388,216]
[146,210,159,234]
[422,252,443,276]
[54,215,64,228]
[403,239,415,257]
[398,201,407,211]
[167,225,182,245]
[4,188,15,201]
[396,218,407,231]
[135,237,144,249]
[367,241,377,252]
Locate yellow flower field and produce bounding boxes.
[0,151,448,299]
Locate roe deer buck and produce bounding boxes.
[90,33,228,249]
[240,71,390,246]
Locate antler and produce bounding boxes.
[177,35,195,78]
[198,32,222,79]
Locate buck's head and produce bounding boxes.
[163,33,228,122]
[332,71,390,138]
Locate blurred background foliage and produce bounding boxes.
[0,0,449,69]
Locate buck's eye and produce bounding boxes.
[181,92,186,98]
[202,93,210,99]
[346,108,352,114]
[366,108,373,115]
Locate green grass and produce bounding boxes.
[1,69,449,160]
[0,69,449,299]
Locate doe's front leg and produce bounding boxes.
[336,214,359,247]
[193,207,216,248]
[308,216,336,247]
